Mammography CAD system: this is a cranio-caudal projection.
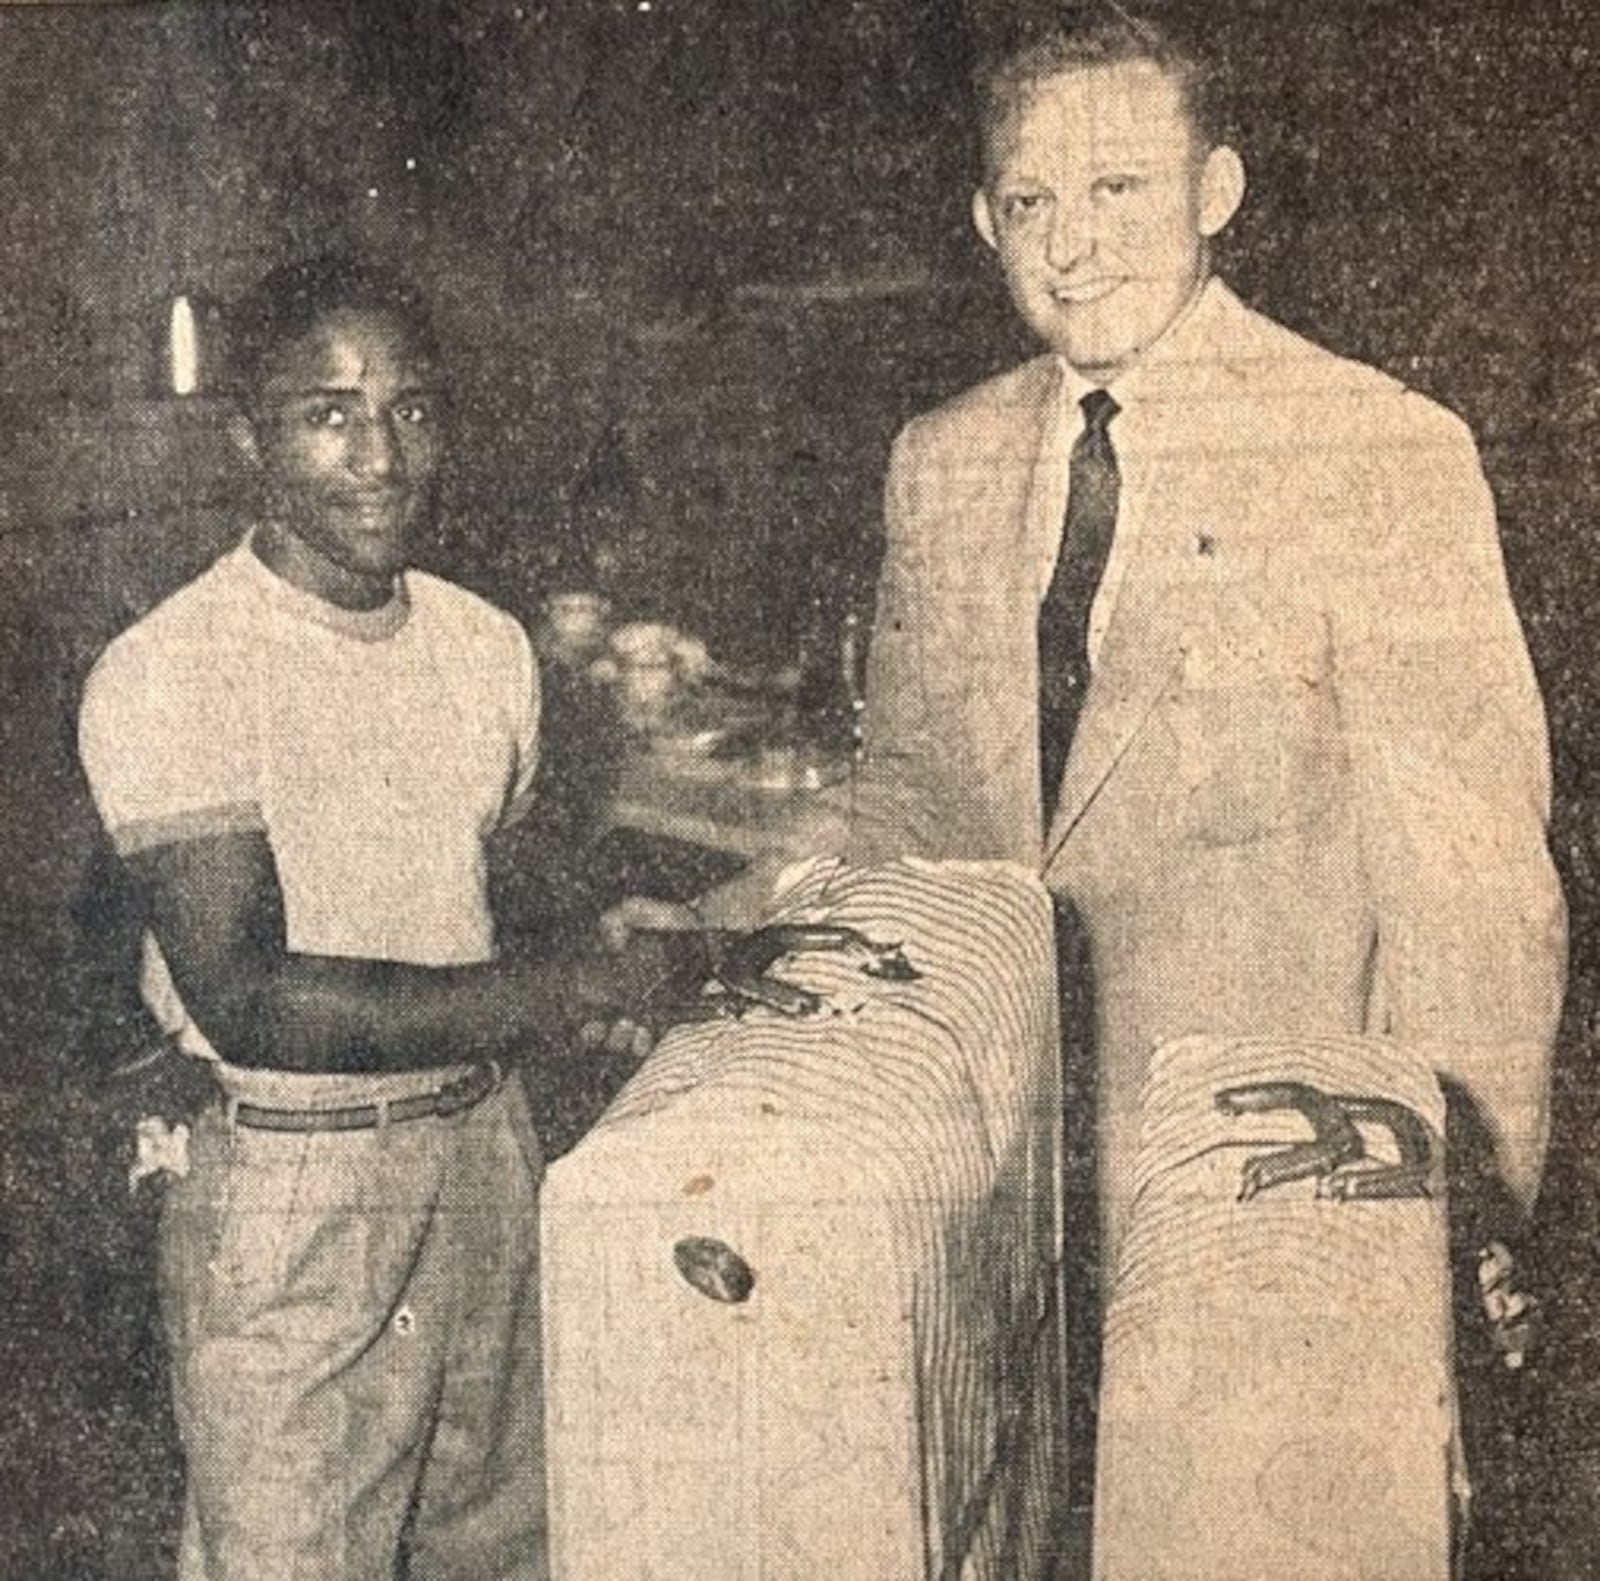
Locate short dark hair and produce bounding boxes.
[228,253,439,403]
[973,6,1231,175]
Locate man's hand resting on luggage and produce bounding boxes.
[578,897,711,1060]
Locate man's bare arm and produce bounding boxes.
[134,830,638,1074]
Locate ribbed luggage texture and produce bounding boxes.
[541,858,1064,1579]
[1094,1032,1456,1581]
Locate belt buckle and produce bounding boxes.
[433,1060,500,1119]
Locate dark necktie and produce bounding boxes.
[1038,389,1120,826]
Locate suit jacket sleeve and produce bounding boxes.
[1332,396,1566,1212]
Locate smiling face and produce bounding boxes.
[973,60,1244,381]
[240,306,444,609]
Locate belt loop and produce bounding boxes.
[375,1095,391,1134]
[224,1094,241,1136]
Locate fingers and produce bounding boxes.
[1478,1240,1538,1369]
[603,1018,652,1059]
[577,1017,656,1062]
[1477,1240,1516,1295]
[599,896,703,952]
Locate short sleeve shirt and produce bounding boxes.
[79,537,539,1053]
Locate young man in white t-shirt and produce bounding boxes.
[79,256,635,1580]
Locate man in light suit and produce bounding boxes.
[848,9,1566,1268]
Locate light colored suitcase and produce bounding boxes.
[1094,1032,1458,1581]
[541,858,1065,1579]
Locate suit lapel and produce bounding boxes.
[1041,509,1182,866]
[980,361,1063,857]
[922,360,1060,854]
[1039,279,1258,868]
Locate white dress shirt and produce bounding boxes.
[1035,276,1221,667]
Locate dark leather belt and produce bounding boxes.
[227,1060,503,1134]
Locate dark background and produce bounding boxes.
[1,0,1598,1573]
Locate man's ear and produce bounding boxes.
[1198,145,1247,238]
[971,188,999,253]
[228,411,260,467]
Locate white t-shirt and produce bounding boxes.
[79,535,539,1063]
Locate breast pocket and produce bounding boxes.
[1165,624,1336,848]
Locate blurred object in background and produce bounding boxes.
[539,589,611,667]
[606,619,711,728]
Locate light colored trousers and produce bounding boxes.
[160,1076,548,1581]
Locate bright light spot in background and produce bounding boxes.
[170,294,199,396]
[638,2,651,10]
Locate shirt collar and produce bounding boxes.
[1056,355,1103,413]
[1055,273,1230,421]
[235,530,412,643]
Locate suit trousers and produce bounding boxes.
[160,1077,548,1581]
